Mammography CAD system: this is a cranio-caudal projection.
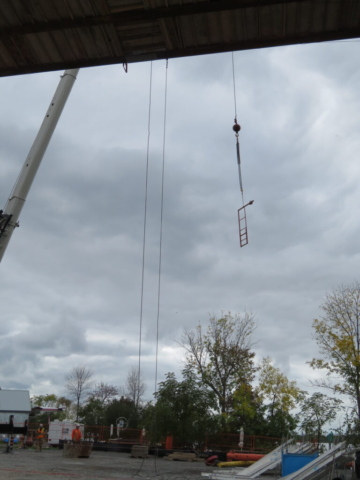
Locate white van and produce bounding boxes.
[47,420,84,446]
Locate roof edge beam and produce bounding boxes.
[0,0,311,37]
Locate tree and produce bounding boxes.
[297,392,343,446]
[123,366,146,410]
[78,398,106,426]
[179,312,257,420]
[309,283,360,418]
[228,383,266,435]
[257,357,306,418]
[154,369,218,447]
[31,394,72,423]
[65,365,94,421]
[105,396,138,428]
[90,382,118,407]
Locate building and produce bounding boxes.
[0,388,31,435]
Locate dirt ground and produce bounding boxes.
[0,448,209,480]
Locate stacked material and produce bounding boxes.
[202,442,346,480]
[131,445,149,458]
[202,439,314,479]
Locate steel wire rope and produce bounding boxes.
[138,60,153,394]
[130,61,153,480]
[152,59,169,476]
[132,59,198,480]
[149,62,194,480]
[232,52,245,207]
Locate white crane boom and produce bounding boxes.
[0,69,79,263]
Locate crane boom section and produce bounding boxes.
[0,69,79,263]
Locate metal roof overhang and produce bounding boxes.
[0,0,359,77]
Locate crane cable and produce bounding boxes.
[153,58,169,476]
[138,61,153,382]
[136,60,169,477]
[232,52,245,207]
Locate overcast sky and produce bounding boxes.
[0,39,359,412]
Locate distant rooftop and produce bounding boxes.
[0,389,31,413]
[0,0,359,77]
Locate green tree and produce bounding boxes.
[257,357,306,418]
[153,369,218,447]
[228,383,266,435]
[78,398,106,425]
[179,312,256,422]
[297,392,343,446]
[309,283,360,418]
[105,396,138,428]
[263,409,297,438]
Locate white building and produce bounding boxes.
[0,388,31,434]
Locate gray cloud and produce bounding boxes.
[0,40,359,401]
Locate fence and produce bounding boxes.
[26,423,281,452]
[203,433,282,453]
[28,423,143,443]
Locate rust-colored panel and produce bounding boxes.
[122,33,164,49]
[243,7,258,41]
[1,36,29,67]
[35,31,65,63]
[311,0,329,34]
[7,0,40,25]
[284,2,298,37]
[87,25,114,57]
[0,39,17,67]
[77,0,98,17]
[74,26,104,58]
[61,28,90,60]
[0,0,23,27]
[45,30,78,62]
[0,0,358,78]
[297,0,313,35]
[65,0,87,18]
[24,34,53,63]
[31,0,61,22]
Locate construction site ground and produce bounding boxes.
[0,447,209,480]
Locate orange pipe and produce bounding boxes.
[226,452,265,462]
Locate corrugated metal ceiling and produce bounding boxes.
[0,0,359,77]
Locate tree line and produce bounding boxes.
[32,282,360,447]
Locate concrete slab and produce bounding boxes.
[0,448,207,479]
